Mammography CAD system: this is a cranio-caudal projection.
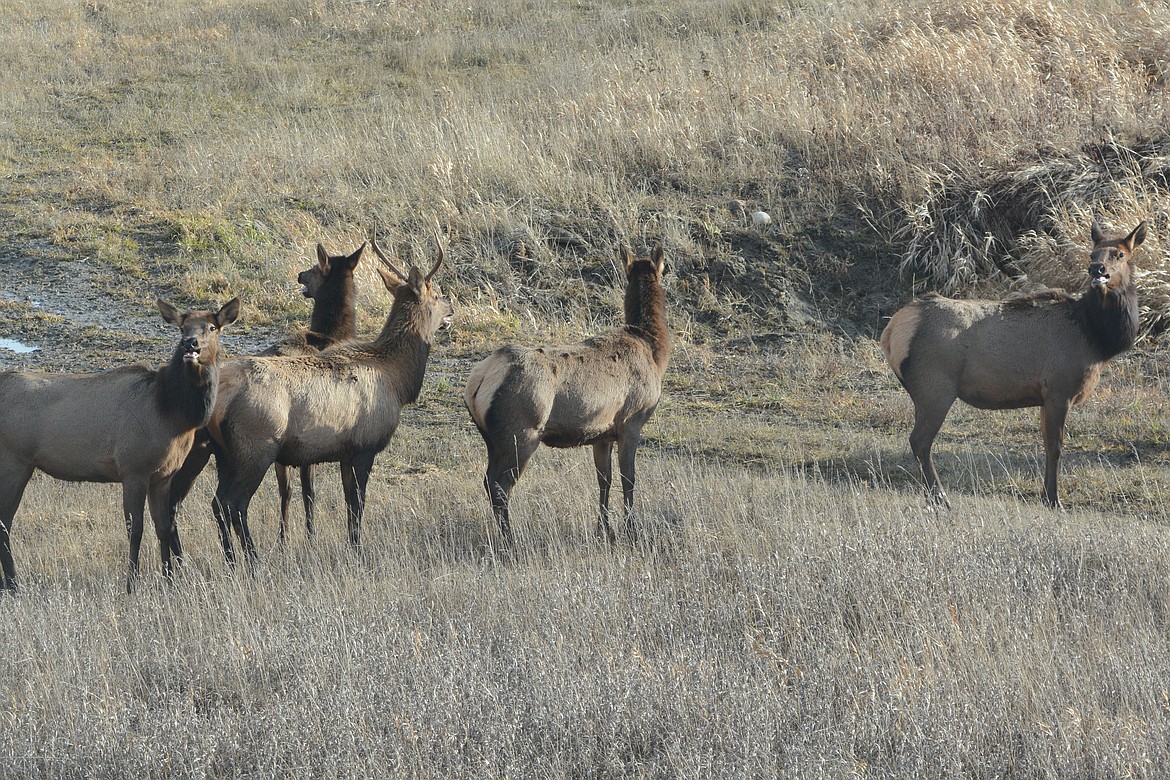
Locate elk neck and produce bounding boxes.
[623,272,671,370]
[307,283,357,344]
[1074,279,1139,361]
[364,293,435,405]
[156,348,220,430]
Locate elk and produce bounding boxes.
[465,245,670,545]
[206,239,451,563]
[881,220,1146,509]
[264,242,363,539]
[0,298,240,591]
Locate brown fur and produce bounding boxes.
[0,298,239,591]
[169,243,364,543]
[881,221,1146,508]
[206,241,451,562]
[465,245,670,544]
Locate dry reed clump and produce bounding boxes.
[899,137,1170,333]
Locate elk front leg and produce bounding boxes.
[1041,400,1071,508]
[123,478,150,592]
[148,477,182,580]
[339,452,376,547]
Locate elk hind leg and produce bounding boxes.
[300,464,316,536]
[1041,400,1071,508]
[592,441,616,544]
[908,393,956,509]
[484,432,540,546]
[617,433,642,543]
[275,463,291,544]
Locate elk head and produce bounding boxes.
[157,297,241,369]
[1088,221,1146,296]
[371,236,453,334]
[298,242,365,300]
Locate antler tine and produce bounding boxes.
[370,234,409,281]
[426,224,445,281]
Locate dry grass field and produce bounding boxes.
[3,0,1170,776]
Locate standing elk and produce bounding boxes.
[465,244,670,545]
[0,298,240,591]
[169,243,364,543]
[881,220,1146,508]
[206,239,451,563]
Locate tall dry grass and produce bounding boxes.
[1,338,1169,776]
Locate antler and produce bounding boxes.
[426,225,445,281]
[370,235,409,282]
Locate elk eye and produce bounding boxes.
[1117,252,1125,260]
[209,325,217,331]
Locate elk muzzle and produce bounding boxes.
[1088,260,1109,288]
[180,337,201,362]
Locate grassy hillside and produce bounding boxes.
[2,0,1170,776]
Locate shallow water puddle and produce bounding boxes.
[0,337,39,353]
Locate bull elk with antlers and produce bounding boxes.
[0,298,239,591]
[206,238,451,562]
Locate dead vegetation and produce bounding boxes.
[2,0,1170,775]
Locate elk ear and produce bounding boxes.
[316,244,331,273]
[620,245,635,275]
[157,299,183,326]
[215,297,241,329]
[651,244,666,277]
[1091,221,1105,246]
[344,242,366,271]
[407,266,426,296]
[376,265,405,293]
[1125,221,1148,251]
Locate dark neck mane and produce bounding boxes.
[308,282,358,345]
[624,271,670,370]
[1074,283,1139,360]
[155,351,219,430]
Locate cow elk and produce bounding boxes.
[881,220,1146,508]
[206,238,451,563]
[0,298,240,591]
[465,245,670,545]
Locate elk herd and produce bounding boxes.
[0,220,1152,591]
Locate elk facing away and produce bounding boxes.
[0,298,240,591]
[465,245,670,545]
[207,240,450,563]
[881,220,1146,509]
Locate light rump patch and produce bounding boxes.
[465,356,512,430]
[880,304,921,383]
